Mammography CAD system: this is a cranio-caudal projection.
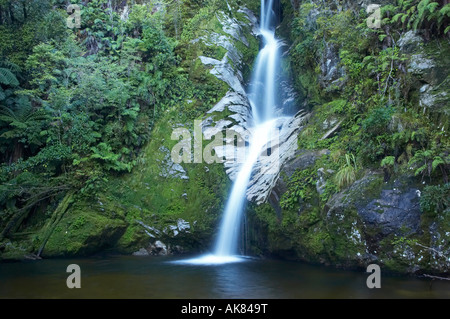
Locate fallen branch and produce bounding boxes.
[36,190,75,257]
[422,274,450,281]
[415,242,445,258]
[320,120,343,141]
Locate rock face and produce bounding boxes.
[357,188,422,237]
[158,146,189,180]
[247,112,309,204]
[398,30,450,124]
[132,218,192,256]
[268,149,329,215]
[257,164,449,273]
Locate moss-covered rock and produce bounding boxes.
[42,206,127,257]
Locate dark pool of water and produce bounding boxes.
[0,255,448,299]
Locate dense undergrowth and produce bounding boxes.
[0,0,260,257]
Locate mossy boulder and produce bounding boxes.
[41,203,127,257]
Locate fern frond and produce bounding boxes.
[432,156,445,171]
[392,13,405,23]
[440,4,450,16]
[0,68,19,86]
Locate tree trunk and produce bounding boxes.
[22,2,27,21]
[36,191,75,257]
[9,140,24,164]
[8,3,15,24]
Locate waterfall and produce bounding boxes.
[213,0,282,258]
[176,0,283,265]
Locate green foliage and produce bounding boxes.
[420,183,450,215]
[381,156,396,168]
[280,168,316,210]
[0,66,19,87]
[386,0,450,34]
[0,99,48,149]
[358,106,395,163]
[0,0,219,227]
[409,147,449,182]
[0,61,20,101]
[334,154,358,190]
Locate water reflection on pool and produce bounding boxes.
[0,255,448,299]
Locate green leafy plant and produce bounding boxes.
[335,153,358,190]
[280,168,316,210]
[419,183,449,215]
[409,149,449,182]
[388,0,449,34]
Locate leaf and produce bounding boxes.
[440,4,450,17]
[381,156,395,167]
[392,13,404,23]
[401,14,409,24]
[432,157,445,171]
[0,68,19,86]
[415,164,427,176]
[427,2,439,13]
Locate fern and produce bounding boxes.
[0,68,19,86]
[392,13,405,23]
[0,103,48,140]
[381,156,396,168]
[439,4,450,27]
[432,156,445,171]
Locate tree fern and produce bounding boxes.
[0,103,48,141]
[381,156,396,168]
[432,156,445,171]
[440,4,450,16]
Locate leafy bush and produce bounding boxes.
[280,168,316,210]
[420,184,450,216]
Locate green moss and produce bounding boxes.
[42,205,127,257]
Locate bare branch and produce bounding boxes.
[422,274,450,281]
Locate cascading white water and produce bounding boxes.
[215,0,282,257]
[176,0,282,265]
